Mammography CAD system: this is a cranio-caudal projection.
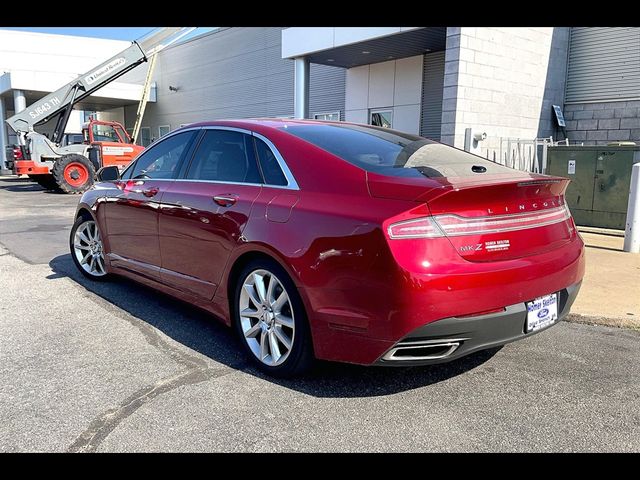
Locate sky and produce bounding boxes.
[1,27,216,42]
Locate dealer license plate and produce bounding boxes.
[525,293,558,333]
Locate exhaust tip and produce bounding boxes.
[382,339,463,361]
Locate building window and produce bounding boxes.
[369,109,393,128]
[83,111,97,122]
[140,127,152,147]
[314,112,340,122]
[158,125,171,138]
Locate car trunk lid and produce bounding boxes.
[370,172,576,262]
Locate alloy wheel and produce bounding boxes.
[239,269,295,366]
[72,220,106,277]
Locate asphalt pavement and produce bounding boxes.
[0,175,638,452]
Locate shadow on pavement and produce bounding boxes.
[0,177,65,194]
[0,181,45,193]
[49,253,500,398]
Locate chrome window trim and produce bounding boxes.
[201,125,253,135]
[175,178,264,187]
[251,132,300,191]
[122,126,203,179]
[125,126,300,191]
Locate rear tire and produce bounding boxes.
[29,174,60,191]
[233,258,314,377]
[52,154,95,194]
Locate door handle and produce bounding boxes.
[142,187,159,198]
[213,194,238,207]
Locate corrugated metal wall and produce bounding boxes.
[133,27,345,137]
[566,27,640,103]
[420,51,445,140]
[309,63,346,120]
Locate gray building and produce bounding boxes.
[2,27,639,169]
[563,27,640,145]
[123,27,346,145]
[133,26,639,158]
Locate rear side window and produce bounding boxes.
[186,130,261,184]
[283,124,514,178]
[254,137,287,186]
[125,130,196,180]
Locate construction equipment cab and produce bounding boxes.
[83,117,143,171]
[5,28,193,194]
[11,118,144,193]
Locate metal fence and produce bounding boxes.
[484,137,574,174]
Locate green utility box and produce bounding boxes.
[546,144,640,230]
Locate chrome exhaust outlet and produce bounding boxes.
[382,338,465,361]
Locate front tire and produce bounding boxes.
[69,216,110,281]
[233,259,314,377]
[52,154,95,194]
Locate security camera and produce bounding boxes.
[473,131,487,142]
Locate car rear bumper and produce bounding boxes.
[374,281,581,366]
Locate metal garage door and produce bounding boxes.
[566,27,640,103]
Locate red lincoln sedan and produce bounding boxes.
[70,119,585,377]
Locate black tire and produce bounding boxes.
[29,174,60,191]
[233,258,314,377]
[69,215,111,281]
[52,154,96,194]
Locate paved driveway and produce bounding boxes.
[0,176,638,452]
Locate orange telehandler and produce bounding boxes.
[5,28,193,193]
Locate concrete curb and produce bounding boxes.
[566,313,640,331]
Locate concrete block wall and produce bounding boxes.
[440,27,569,156]
[564,101,640,145]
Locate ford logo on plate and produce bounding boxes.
[537,308,549,318]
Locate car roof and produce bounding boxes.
[177,118,353,131]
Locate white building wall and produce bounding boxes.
[440,27,569,156]
[96,107,125,125]
[345,55,423,134]
[66,110,84,133]
[0,30,129,77]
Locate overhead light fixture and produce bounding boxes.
[387,55,394,59]
[361,50,370,54]
[327,58,334,62]
[425,48,432,52]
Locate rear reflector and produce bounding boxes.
[456,307,506,318]
[434,205,571,236]
[388,205,571,239]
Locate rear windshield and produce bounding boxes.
[282,123,514,178]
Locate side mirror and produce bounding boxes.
[97,165,121,182]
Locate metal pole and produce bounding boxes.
[463,128,472,152]
[13,90,26,113]
[623,163,640,253]
[0,97,9,175]
[294,57,309,119]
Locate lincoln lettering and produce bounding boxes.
[487,199,560,215]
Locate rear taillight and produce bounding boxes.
[434,205,571,236]
[387,217,444,239]
[388,205,571,239]
[12,147,23,161]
